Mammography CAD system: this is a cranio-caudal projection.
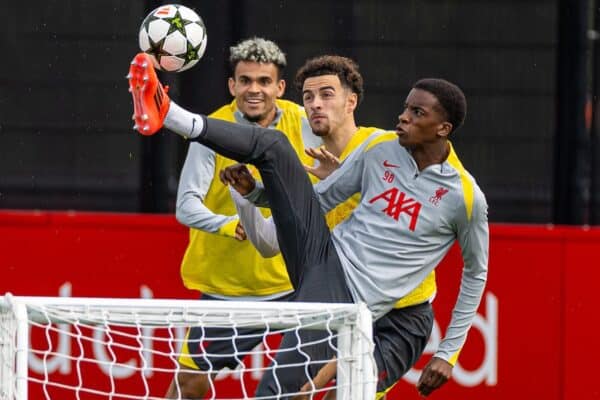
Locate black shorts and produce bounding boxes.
[178,293,292,371]
[372,302,434,393]
[255,301,434,397]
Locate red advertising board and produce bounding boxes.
[1,211,599,399]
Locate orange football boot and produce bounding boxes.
[127,53,170,135]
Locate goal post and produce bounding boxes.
[1,296,27,400]
[0,294,376,399]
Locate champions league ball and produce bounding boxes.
[138,4,207,72]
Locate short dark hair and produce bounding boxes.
[413,78,467,134]
[229,37,287,79]
[294,55,364,105]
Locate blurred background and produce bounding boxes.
[2,0,599,224]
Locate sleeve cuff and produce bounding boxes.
[243,182,269,207]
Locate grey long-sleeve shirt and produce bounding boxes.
[248,131,489,363]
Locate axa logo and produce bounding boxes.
[429,187,449,206]
[368,188,422,231]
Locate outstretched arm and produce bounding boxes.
[418,188,489,397]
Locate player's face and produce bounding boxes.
[228,61,285,127]
[395,88,451,149]
[302,75,357,137]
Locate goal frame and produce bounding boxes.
[0,294,376,400]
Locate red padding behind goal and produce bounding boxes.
[0,211,598,400]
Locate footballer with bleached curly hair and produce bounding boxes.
[163,36,320,399]
[229,37,287,78]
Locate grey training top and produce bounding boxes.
[248,131,489,363]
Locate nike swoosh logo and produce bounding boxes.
[383,160,400,168]
[190,118,196,136]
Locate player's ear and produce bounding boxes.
[346,92,358,114]
[276,79,286,98]
[437,121,452,138]
[228,77,236,97]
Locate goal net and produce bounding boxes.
[0,294,375,399]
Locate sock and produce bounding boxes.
[164,101,205,139]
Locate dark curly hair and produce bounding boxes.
[413,78,467,134]
[294,55,364,105]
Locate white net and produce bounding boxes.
[0,294,376,400]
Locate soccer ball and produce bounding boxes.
[138,4,207,72]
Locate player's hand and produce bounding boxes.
[304,147,340,180]
[416,357,453,397]
[234,222,247,241]
[292,358,337,400]
[219,164,256,195]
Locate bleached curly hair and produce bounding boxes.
[229,37,287,77]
